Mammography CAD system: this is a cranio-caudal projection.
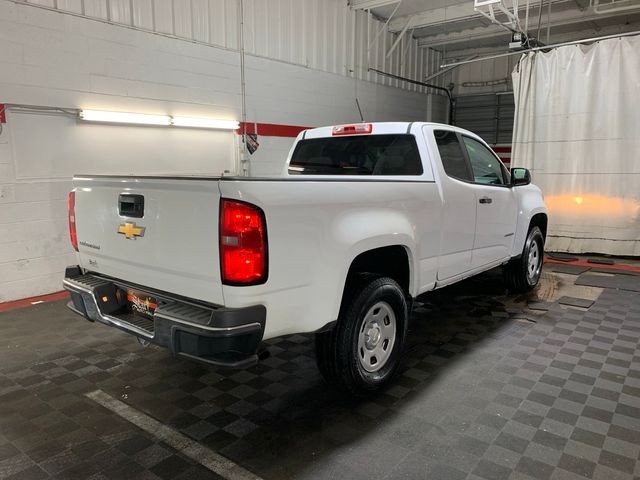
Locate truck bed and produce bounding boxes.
[72,174,441,339]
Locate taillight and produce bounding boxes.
[219,199,267,285]
[332,123,373,136]
[68,191,78,251]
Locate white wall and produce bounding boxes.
[0,0,446,301]
[244,55,446,174]
[11,0,445,92]
[7,111,239,178]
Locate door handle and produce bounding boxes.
[479,196,493,204]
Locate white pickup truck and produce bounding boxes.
[63,122,547,394]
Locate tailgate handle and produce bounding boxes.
[119,194,144,218]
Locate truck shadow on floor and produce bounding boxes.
[0,267,548,480]
[115,268,542,479]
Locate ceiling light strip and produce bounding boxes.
[80,110,171,125]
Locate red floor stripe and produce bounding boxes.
[544,257,640,272]
[0,291,69,313]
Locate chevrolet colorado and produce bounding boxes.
[63,122,547,394]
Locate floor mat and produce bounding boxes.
[549,264,591,275]
[527,301,555,311]
[546,253,579,262]
[558,296,595,308]
[589,267,640,277]
[587,258,615,265]
[575,273,640,292]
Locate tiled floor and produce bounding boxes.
[1,268,639,479]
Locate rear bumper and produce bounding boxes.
[63,266,265,368]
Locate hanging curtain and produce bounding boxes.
[511,36,640,256]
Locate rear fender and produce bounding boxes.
[329,210,417,321]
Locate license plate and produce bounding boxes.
[127,290,157,318]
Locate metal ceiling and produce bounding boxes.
[350,0,640,55]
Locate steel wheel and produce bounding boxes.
[357,301,396,373]
[527,239,542,283]
[315,276,408,394]
[504,226,545,293]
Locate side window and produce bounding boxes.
[462,136,506,185]
[434,130,472,181]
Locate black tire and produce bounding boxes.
[503,226,545,293]
[315,276,408,395]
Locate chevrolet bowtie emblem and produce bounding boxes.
[118,222,145,239]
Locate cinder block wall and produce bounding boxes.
[0,0,446,301]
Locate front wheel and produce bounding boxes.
[503,226,545,293]
[315,276,408,395]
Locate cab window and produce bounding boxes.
[434,130,472,181]
[462,136,507,185]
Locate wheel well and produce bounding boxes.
[345,246,410,294]
[530,213,548,240]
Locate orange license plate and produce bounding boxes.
[127,290,157,318]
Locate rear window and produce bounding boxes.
[288,134,423,176]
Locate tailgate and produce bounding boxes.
[73,176,224,306]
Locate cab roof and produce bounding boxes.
[299,122,476,140]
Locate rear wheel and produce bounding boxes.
[503,226,545,293]
[315,276,408,395]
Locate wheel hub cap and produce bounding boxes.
[527,241,541,281]
[357,301,397,373]
[365,324,382,348]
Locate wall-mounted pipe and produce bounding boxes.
[546,0,552,42]
[462,78,508,87]
[368,67,453,124]
[2,103,79,117]
[425,54,478,81]
[238,0,249,176]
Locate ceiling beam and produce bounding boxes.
[349,0,401,10]
[386,15,413,57]
[417,6,640,48]
[388,0,571,33]
[418,25,512,49]
[442,45,515,60]
[439,20,640,60]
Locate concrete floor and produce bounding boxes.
[1,264,639,480]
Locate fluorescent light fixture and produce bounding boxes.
[80,110,240,130]
[79,110,239,130]
[79,110,171,126]
[172,117,239,130]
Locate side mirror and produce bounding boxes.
[511,167,531,186]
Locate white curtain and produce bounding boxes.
[511,36,640,256]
